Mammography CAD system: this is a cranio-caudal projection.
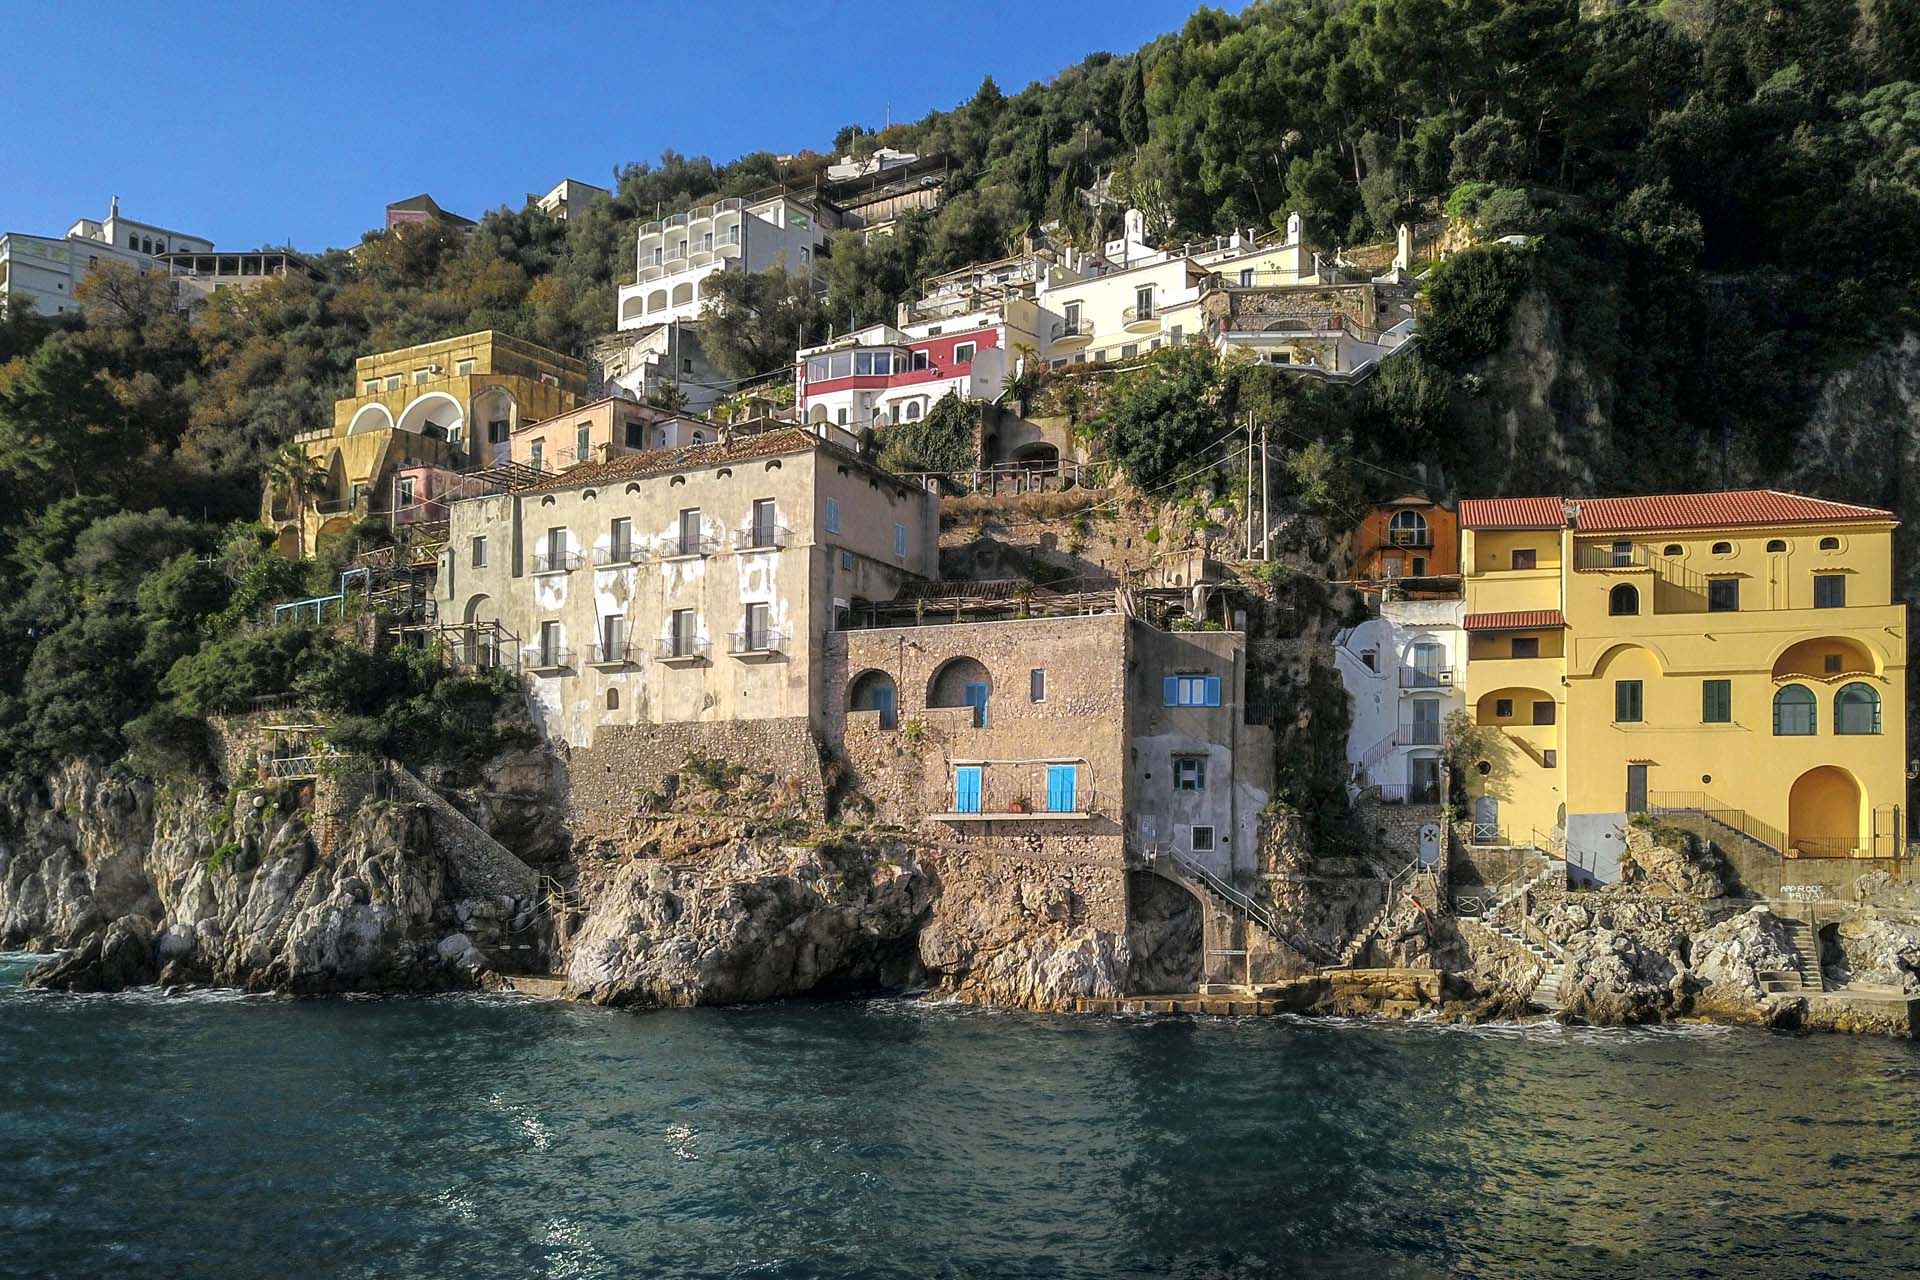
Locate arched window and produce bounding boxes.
[1608,584,1639,616]
[1819,536,1840,551]
[906,401,923,420]
[1389,510,1429,545]
[849,670,898,729]
[1662,544,1683,556]
[1834,682,1880,735]
[1711,541,1732,555]
[1766,539,1787,552]
[1773,684,1816,736]
[606,688,620,710]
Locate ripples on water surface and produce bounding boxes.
[2,953,1917,1279]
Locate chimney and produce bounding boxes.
[109,195,120,219]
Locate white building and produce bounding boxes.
[1334,597,1467,805]
[616,192,836,329]
[586,323,728,416]
[0,197,211,318]
[531,179,610,221]
[795,300,1042,431]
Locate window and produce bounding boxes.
[893,523,907,560]
[1532,701,1556,726]
[953,342,976,365]
[750,498,777,548]
[1389,510,1429,545]
[1814,574,1846,608]
[1169,325,1183,344]
[396,476,416,507]
[1120,344,1138,360]
[742,602,772,651]
[1711,541,1732,555]
[670,608,696,657]
[470,536,487,568]
[1610,540,1633,566]
[1835,683,1881,735]
[625,421,644,449]
[364,379,380,395]
[609,517,632,560]
[905,401,923,421]
[840,549,853,570]
[537,620,563,667]
[1609,584,1639,616]
[529,441,545,471]
[1824,654,1843,674]
[825,496,841,534]
[911,350,929,371]
[837,408,848,426]
[1819,536,1840,551]
[1164,674,1222,707]
[1702,679,1732,724]
[1190,825,1215,853]
[455,359,474,376]
[1766,539,1787,552]
[576,425,592,463]
[600,613,626,660]
[1030,669,1046,702]
[1511,548,1536,570]
[1708,578,1740,612]
[1773,685,1816,735]
[1542,750,1557,768]
[1494,698,1513,718]
[413,369,430,385]
[1173,756,1207,791]
[1063,301,1081,335]
[488,419,510,444]
[1663,544,1683,556]
[1239,268,1254,286]
[385,375,402,391]
[607,689,620,710]
[702,232,713,252]
[678,508,703,555]
[1511,637,1540,659]
[1615,680,1643,723]
[1359,649,1377,672]
[1134,284,1154,319]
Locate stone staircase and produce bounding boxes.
[1332,858,1429,969]
[1144,848,1335,984]
[1763,913,1825,995]
[1484,917,1567,1011]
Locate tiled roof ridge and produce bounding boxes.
[1461,488,1895,531]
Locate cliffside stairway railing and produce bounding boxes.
[1144,846,1336,969]
[1646,791,1788,859]
[1331,857,1422,969]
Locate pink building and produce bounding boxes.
[796,305,1040,431]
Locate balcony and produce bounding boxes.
[660,534,719,559]
[593,544,648,569]
[728,629,788,658]
[1573,542,1652,572]
[1050,319,1092,350]
[532,549,582,575]
[1121,305,1160,333]
[732,525,791,552]
[526,647,573,673]
[1394,721,1444,747]
[935,762,1095,821]
[1387,528,1433,549]
[588,641,633,667]
[1398,666,1454,689]
[656,637,710,665]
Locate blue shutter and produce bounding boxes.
[954,766,981,813]
[1047,764,1077,812]
[1164,676,1179,706]
[1204,675,1222,707]
[873,685,896,730]
[965,682,989,728]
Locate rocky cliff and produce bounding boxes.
[0,762,539,993]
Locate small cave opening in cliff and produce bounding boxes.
[1126,871,1202,994]
[804,929,932,1001]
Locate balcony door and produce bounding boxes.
[1409,642,1444,687]
[1046,764,1078,813]
[1408,755,1441,805]
[954,766,982,814]
[1409,697,1441,745]
[1626,764,1648,814]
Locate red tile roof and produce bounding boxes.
[1571,490,1895,532]
[1464,610,1567,632]
[1459,497,1567,530]
[525,427,868,494]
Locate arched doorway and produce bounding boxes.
[849,669,897,729]
[928,656,991,727]
[463,593,496,669]
[1789,765,1862,857]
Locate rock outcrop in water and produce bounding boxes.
[0,762,538,994]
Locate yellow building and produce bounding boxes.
[1458,491,1907,882]
[266,331,587,555]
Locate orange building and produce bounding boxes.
[1352,495,1459,588]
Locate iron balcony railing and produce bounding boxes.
[1645,791,1788,856]
[1398,666,1453,689]
[526,646,574,671]
[532,549,583,574]
[1574,542,1652,571]
[1365,781,1445,805]
[942,764,1094,817]
[588,641,633,665]
[661,532,719,558]
[732,525,791,551]
[1050,319,1089,341]
[1387,528,1433,548]
[728,628,788,656]
[593,543,648,567]
[1395,721,1444,746]
[656,636,711,661]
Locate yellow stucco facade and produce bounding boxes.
[1459,493,1907,881]
[266,331,588,554]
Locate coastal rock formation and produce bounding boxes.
[1689,907,1802,1007]
[1617,825,1730,899]
[916,854,1127,1008]
[0,762,536,994]
[1826,916,1920,994]
[565,839,932,1006]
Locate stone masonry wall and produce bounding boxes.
[565,718,827,848]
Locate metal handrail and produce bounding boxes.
[661,533,719,558]
[532,550,583,574]
[1397,666,1453,688]
[1152,846,1337,965]
[728,629,788,655]
[656,637,711,660]
[1646,791,1788,856]
[733,525,791,551]
[593,544,648,567]
[588,642,633,665]
[526,647,574,670]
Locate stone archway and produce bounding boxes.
[1126,870,1202,994]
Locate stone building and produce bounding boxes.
[434,426,939,751]
[824,591,1272,938]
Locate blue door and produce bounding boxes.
[964,682,990,728]
[871,685,896,730]
[954,766,982,814]
[1046,764,1077,813]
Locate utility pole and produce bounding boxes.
[1259,417,1271,561]
[1245,410,1255,560]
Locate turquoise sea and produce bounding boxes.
[2,952,1916,1279]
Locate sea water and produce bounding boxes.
[2,953,1916,1279]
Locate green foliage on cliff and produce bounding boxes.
[877,394,978,474]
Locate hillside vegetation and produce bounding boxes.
[0,0,1916,783]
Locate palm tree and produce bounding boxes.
[263,441,326,559]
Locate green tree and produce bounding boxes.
[0,336,141,498]
[697,268,826,380]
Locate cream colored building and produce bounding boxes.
[435,426,938,746]
[507,398,690,473]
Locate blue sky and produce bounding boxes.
[2,0,1228,253]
